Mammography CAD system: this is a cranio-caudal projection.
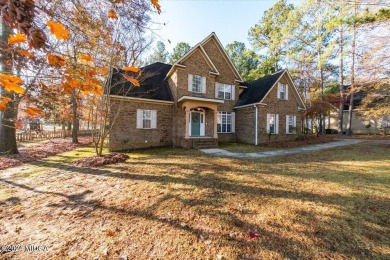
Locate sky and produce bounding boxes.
[150,0,303,53]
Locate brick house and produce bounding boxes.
[109,33,306,151]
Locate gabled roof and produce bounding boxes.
[165,32,244,82]
[235,70,286,107]
[110,62,173,102]
[235,70,306,109]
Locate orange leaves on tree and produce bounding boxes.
[151,0,161,14]
[47,21,70,40]
[122,66,140,73]
[8,33,27,45]
[108,9,118,19]
[121,73,140,87]
[101,67,108,76]
[0,74,25,94]
[24,107,45,116]
[0,97,11,111]
[48,54,66,67]
[16,49,34,58]
[79,53,94,63]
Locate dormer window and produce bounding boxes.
[278,83,288,100]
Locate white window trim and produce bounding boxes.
[266,113,279,134]
[217,111,235,133]
[136,109,157,129]
[277,83,288,100]
[216,83,234,100]
[286,115,297,134]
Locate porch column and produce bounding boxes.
[213,110,218,138]
[185,108,190,139]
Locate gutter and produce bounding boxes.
[255,105,258,145]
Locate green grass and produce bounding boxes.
[0,141,389,259]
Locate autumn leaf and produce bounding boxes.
[108,9,118,19]
[151,0,161,14]
[16,49,34,58]
[47,21,70,40]
[8,33,27,45]
[122,66,140,73]
[48,54,66,66]
[24,107,45,116]
[79,53,94,63]
[121,73,140,87]
[0,73,25,94]
[101,67,108,76]
[0,97,11,111]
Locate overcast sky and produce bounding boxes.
[149,0,303,52]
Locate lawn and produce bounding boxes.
[0,141,389,259]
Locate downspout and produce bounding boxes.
[255,105,258,145]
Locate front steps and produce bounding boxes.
[192,138,218,149]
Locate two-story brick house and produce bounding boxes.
[109,33,306,151]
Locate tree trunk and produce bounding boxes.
[71,88,79,143]
[338,24,345,135]
[346,2,357,136]
[0,21,19,154]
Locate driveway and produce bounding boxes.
[200,139,365,159]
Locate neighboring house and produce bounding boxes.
[109,33,306,151]
[328,87,389,134]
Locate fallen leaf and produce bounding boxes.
[249,231,260,238]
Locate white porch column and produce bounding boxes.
[213,110,218,138]
[185,109,190,139]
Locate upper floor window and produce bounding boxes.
[215,83,235,100]
[188,74,206,93]
[278,83,288,100]
[218,84,232,100]
[192,75,202,93]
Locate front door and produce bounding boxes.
[191,112,201,136]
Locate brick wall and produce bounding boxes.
[109,99,173,151]
[257,74,302,142]
[235,106,256,144]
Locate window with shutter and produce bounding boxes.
[137,109,157,129]
[192,75,202,93]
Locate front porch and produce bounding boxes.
[178,96,223,148]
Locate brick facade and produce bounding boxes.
[109,99,173,151]
[109,33,306,151]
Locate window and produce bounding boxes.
[286,115,296,134]
[142,110,152,129]
[278,83,288,100]
[218,112,235,133]
[192,75,202,93]
[218,84,232,100]
[267,114,279,134]
[136,109,157,129]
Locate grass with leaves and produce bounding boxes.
[0,141,389,259]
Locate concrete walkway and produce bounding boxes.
[200,139,365,159]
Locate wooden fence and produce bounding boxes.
[16,129,99,142]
